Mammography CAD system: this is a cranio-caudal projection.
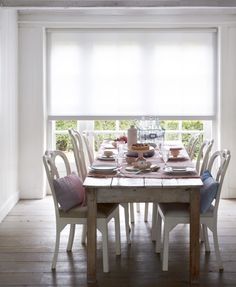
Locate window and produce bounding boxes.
[47,28,216,120]
[51,119,207,154]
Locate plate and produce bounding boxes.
[168,155,188,161]
[125,166,140,172]
[164,166,195,174]
[91,164,117,173]
[97,155,116,161]
[103,144,116,149]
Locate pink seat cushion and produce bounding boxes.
[53,172,86,212]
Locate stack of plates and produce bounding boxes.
[90,164,117,174]
[97,155,116,161]
[164,166,195,174]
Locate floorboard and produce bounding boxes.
[0,197,236,286]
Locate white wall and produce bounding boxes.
[0,8,19,221]
[218,25,236,198]
[18,25,46,199]
[17,10,236,198]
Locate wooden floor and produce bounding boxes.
[0,197,236,286]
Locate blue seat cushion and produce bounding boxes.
[200,170,219,213]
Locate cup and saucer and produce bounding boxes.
[97,150,116,161]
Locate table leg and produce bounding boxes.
[87,188,97,284]
[190,188,200,284]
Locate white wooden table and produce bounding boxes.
[84,175,203,284]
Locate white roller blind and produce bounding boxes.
[47,29,216,119]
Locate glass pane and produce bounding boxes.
[119,120,136,130]
[56,120,77,130]
[160,120,178,130]
[182,120,203,130]
[94,120,116,130]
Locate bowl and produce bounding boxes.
[126,156,136,165]
[169,147,182,158]
[104,150,114,157]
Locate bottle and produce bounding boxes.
[127,125,137,149]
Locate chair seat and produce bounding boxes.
[59,203,119,219]
[159,203,214,219]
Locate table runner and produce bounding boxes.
[88,147,200,179]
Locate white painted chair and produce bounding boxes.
[144,137,203,225]
[186,133,201,160]
[43,150,121,273]
[155,149,231,272]
[196,139,214,176]
[69,128,131,244]
[82,132,94,166]
[145,140,213,239]
[82,129,140,224]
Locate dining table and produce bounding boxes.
[83,142,203,285]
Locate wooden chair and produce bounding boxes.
[155,149,231,271]
[43,150,121,272]
[68,128,131,244]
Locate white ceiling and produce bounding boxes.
[3,0,236,8]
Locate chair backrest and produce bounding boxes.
[196,139,214,175]
[207,149,231,216]
[186,133,200,160]
[43,150,71,219]
[82,132,94,166]
[68,129,87,181]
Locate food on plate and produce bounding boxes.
[115,135,128,143]
[112,135,128,147]
[131,143,150,151]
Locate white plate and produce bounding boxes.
[164,166,195,174]
[103,144,116,149]
[91,164,117,173]
[97,155,116,161]
[125,166,140,172]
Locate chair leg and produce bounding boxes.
[130,203,135,223]
[67,224,75,251]
[100,222,109,273]
[212,226,224,271]
[162,223,170,271]
[136,203,140,213]
[144,203,149,222]
[114,209,121,255]
[52,227,61,270]
[200,224,204,242]
[155,211,162,253]
[203,224,210,252]
[151,203,158,241]
[81,224,87,245]
[123,203,131,244]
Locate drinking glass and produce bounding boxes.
[161,148,169,169]
[116,145,124,175]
